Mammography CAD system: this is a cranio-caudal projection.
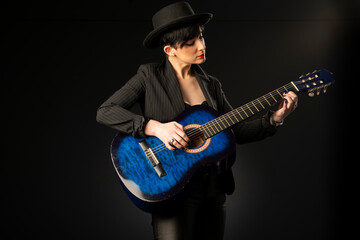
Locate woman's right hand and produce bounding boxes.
[144,119,190,151]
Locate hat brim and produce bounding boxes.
[143,13,213,49]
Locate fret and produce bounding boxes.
[207,124,216,136]
[212,120,220,132]
[217,118,227,130]
[281,86,289,95]
[213,123,221,135]
[269,92,277,102]
[291,81,299,91]
[257,98,265,109]
[222,115,231,127]
[231,110,239,122]
[246,105,254,116]
[213,120,222,133]
[246,104,254,115]
[235,108,245,120]
[275,89,283,98]
[215,122,222,133]
[222,118,229,129]
[226,113,235,125]
[203,124,212,137]
[251,101,259,112]
[240,106,249,117]
[263,95,271,106]
[200,125,209,138]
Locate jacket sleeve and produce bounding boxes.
[212,76,278,144]
[96,65,148,138]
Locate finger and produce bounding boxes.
[284,91,298,101]
[286,98,297,111]
[283,95,295,110]
[293,98,298,109]
[279,98,286,110]
[286,92,298,105]
[173,133,188,149]
[173,122,190,143]
[281,95,289,110]
[287,91,298,99]
[289,92,298,109]
[169,138,184,150]
[174,122,184,130]
[165,141,175,151]
[176,129,190,143]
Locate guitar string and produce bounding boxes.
[151,77,324,154]
[150,90,287,154]
[197,83,294,136]
[149,83,294,154]
[149,87,290,154]
[199,83,293,132]
[150,80,328,154]
[150,89,294,154]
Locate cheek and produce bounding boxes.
[186,47,198,56]
[177,46,197,59]
[180,50,192,59]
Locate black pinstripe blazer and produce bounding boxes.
[96,58,277,194]
[96,57,277,141]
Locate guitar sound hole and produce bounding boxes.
[186,128,205,149]
[183,124,211,153]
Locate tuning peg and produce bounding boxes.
[323,86,328,93]
[308,92,315,97]
[316,89,321,95]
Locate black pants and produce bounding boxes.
[152,173,226,240]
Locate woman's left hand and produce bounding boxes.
[271,91,298,125]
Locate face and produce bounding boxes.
[169,32,206,65]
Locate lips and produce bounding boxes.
[197,54,205,58]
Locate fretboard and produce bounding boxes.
[199,82,298,139]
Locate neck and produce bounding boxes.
[168,57,193,80]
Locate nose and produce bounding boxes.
[197,38,206,51]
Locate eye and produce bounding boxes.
[184,41,195,46]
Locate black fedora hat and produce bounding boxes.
[143,1,213,48]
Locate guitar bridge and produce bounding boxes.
[139,140,167,178]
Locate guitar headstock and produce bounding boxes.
[293,69,334,97]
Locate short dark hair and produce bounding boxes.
[159,24,204,49]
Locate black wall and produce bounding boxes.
[2,0,358,239]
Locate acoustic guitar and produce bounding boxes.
[110,69,334,212]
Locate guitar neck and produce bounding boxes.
[199,82,298,139]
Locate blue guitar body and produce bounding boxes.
[111,105,236,212]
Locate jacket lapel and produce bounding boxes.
[158,58,185,115]
[193,64,218,111]
[157,58,218,116]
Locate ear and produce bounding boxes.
[163,45,175,57]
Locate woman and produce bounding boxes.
[96,2,298,239]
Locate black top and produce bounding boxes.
[184,101,208,108]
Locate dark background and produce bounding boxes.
[2,0,358,239]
